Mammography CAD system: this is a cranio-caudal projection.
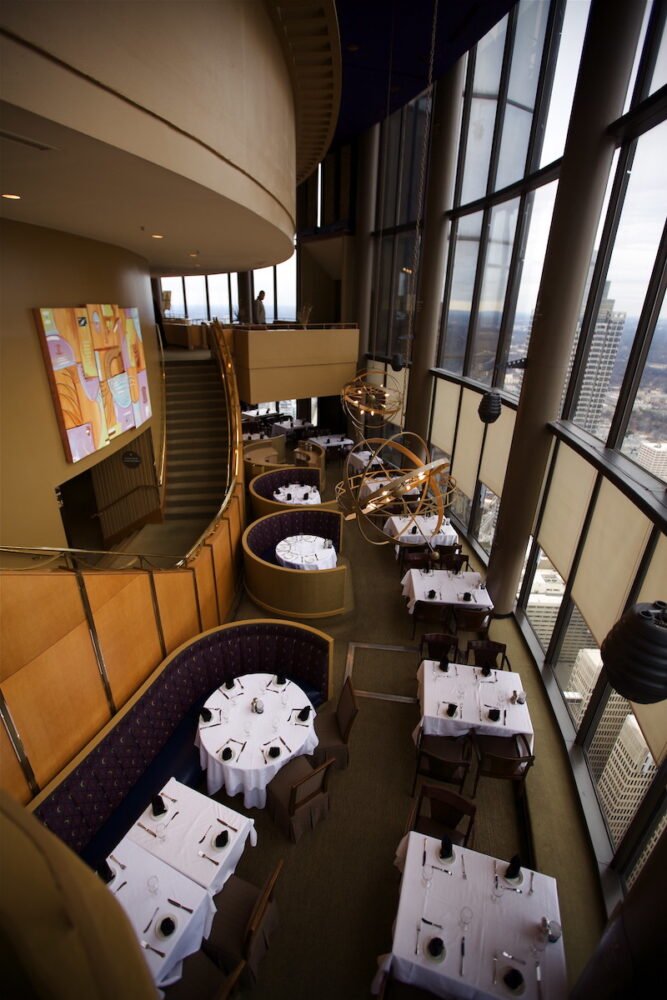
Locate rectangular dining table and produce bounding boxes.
[401,568,494,615]
[415,660,535,751]
[386,514,459,549]
[104,837,215,989]
[126,776,257,894]
[376,831,567,999]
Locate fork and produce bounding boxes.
[109,853,126,870]
[143,906,159,933]
[141,940,165,959]
[198,850,219,866]
[198,824,212,844]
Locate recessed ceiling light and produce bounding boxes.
[188,251,199,258]
[2,193,21,200]
[151,233,164,239]
[346,43,360,53]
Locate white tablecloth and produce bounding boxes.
[308,435,354,450]
[196,673,319,809]
[126,777,257,895]
[401,569,494,615]
[386,514,458,548]
[105,837,215,988]
[358,475,420,501]
[376,832,567,1000]
[415,661,535,752]
[272,484,322,505]
[275,534,337,570]
[347,450,384,472]
[272,419,313,437]
[242,408,280,419]
[242,432,275,443]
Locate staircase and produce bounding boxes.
[164,359,230,521]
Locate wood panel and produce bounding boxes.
[206,523,235,622]
[82,572,162,708]
[0,721,32,804]
[152,570,200,654]
[0,572,86,681]
[0,623,110,789]
[189,546,219,631]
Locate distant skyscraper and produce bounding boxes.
[597,715,656,846]
[572,283,626,435]
[636,440,667,479]
[526,568,594,659]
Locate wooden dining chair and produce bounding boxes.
[402,548,432,573]
[202,862,283,987]
[419,632,460,664]
[267,756,335,842]
[411,600,455,640]
[472,733,535,797]
[164,954,245,1000]
[439,550,470,573]
[376,967,437,999]
[451,606,492,640]
[412,729,472,796]
[466,639,511,671]
[406,783,476,848]
[311,677,359,769]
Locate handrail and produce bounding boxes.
[156,324,167,488]
[91,483,160,518]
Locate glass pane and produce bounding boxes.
[474,16,508,93]
[649,14,667,94]
[525,551,565,653]
[276,251,296,321]
[573,124,667,439]
[253,266,274,323]
[379,109,402,228]
[496,105,532,191]
[278,399,296,418]
[553,605,599,728]
[371,235,394,357]
[439,213,483,374]
[398,94,430,225]
[449,488,472,529]
[391,231,417,360]
[471,482,500,555]
[621,296,667,482]
[626,807,667,889]
[624,0,655,112]
[589,700,657,848]
[502,181,558,397]
[207,274,230,323]
[540,0,591,167]
[230,273,239,322]
[160,277,184,319]
[468,198,520,384]
[460,97,497,205]
[184,275,208,321]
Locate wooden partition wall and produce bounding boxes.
[0,480,246,805]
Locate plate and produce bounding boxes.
[504,870,524,886]
[155,914,178,940]
[424,938,446,963]
[211,832,229,851]
[501,967,526,995]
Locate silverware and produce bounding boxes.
[461,855,467,880]
[529,871,535,895]
[201,721,222,729]
[162,793,177,803]
[460,935,465,977]
[502,950,527,965]
[109,854,126,870]
[165,810,179,828]
[198,850,219,865]
[217,817,239,833]
[198,824,212,844]
[503,709,507,725]
[137,822,157,838]
[536,959,543,1000]
[141,940,165,959]
[112,880,127,895]
[433,865,453,876]
[279,736,292,753]
[415,923,421,956]
[502,885,523,894]
[493,954,498,984]
[143,906,159,933]
[422,918,443,929]
[167,897,194,914]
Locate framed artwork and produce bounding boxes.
[34,304,152,463]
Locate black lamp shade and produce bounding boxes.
[390,354,404,372]
[478,390,502,424]
[601,601,667,704]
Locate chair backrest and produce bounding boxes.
[435,542,461,558]
[243,859,284,956]
[480,734,535,779]
[441,551,468,572]
[420,633,459,661]
[467,639,507,669]
[403,549,431,571]
[417,783,476,833]
[220,960,246,1000]
[453,607,490,631]
[335,677,358,743]
[288,757,336,816]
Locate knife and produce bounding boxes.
[422,838,427,867]
[461,855,467,880]
[536,959,543,1000]
[493,954,498,985]
[460,936,465,977]
[137,822,157,838]
[415,923,421,956]
[421,918,443,929]
[167,897,194,914]
[216,817,239,832]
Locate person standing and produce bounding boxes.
[253,289,266,324]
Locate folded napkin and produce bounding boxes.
[159,917,176,938]
[303,492,310,500]
[286,493,292,501]
[427,937,445,958]
[214,830,229,848]
[438,658,449,672]
[151,794,167,817]
[504,969,524,991]
[446,702,458,718]
[506,854,522,880]
[268,746,281,758]
[488,708,501,722]
[440,835,453,860]
[97,859,115,884]
[427,589,436,600]
[221,747,233,761]
[463,591,472,602]
[225,678,236,690]
[297,706,311,722]
[481,665,492,677]
[200,707,212,722]
[411,525,418,534]
[276,673,287,685]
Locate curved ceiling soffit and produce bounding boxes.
[266,0,342,185]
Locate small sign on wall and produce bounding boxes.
[121,449,142,469]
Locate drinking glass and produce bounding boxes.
[147,875,159,895]
[155,823,166,842]
[422,864,433,890]
[459,906,473,931]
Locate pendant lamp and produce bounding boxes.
[600,601,667,704]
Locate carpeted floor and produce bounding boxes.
[213,454,606,997]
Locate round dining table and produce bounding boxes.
[196,673,319,809]
[272,483,322,505]
[275,534,337,570]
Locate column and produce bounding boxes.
[486,0,647,613]
[354,123,379,365]
[236,271,253,324]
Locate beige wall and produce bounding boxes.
[0,220,160,548]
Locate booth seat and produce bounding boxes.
[242,509,347,618]
[249,466,332,519]
[29,620,332,868]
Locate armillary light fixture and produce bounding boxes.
[335,431,456,547]
[341,369,404,433]
[601,601,667,704]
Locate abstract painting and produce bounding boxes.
[35,304,152,463]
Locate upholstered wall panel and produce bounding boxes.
[538,444,597,580]
[478,404,516,498]
[82,573,162,708]
[451,388,485,499]
[430,379,460,458]
[152,571,200,655]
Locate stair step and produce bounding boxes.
[164,505,221,519]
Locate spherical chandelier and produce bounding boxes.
[341,369,403,433]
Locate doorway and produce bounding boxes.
[57,469,105,552]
